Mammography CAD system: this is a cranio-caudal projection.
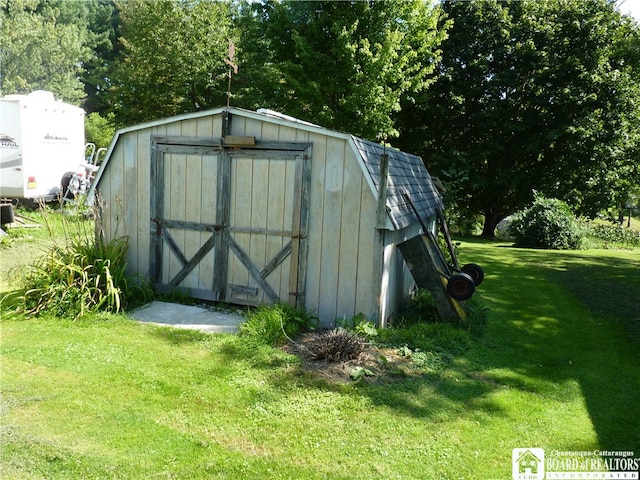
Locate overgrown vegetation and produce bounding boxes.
[235,286,488,382]
[238,303,318,346]
[2,206,152,319]
[372,290,488,373]
[296,289,489,378]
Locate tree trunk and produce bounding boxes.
[480,210,502,239]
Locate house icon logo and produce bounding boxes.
[512,448,545,480]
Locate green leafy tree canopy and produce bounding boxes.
[397,0,640,237]
[0,0,90,104]
[236,0,448,140]
[110,0,232,125]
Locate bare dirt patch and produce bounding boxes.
[284,331,420,384]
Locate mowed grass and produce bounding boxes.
[1,240,639,479]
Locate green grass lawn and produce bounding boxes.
[1,240,639,479]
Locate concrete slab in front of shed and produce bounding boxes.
[130,301,244,334]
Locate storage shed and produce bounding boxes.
[90,107,447,327]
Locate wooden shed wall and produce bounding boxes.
[97,112,382,325]
[379,223,426,326]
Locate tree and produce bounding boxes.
[109,0,233,125]
[85,111,116,150]
[396,0,640,237]
[32,0,120,113]
[0,0,90,103]
[235,0,447,140]
[79,0,120,114]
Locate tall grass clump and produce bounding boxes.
[6,208,151,319]
[239,303,318,346]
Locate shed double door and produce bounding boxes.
[150,136,311,308]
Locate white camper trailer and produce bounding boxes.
[0,91,85,205]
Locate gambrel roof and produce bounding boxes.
[91,107,443,231]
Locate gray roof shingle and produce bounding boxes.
[353,136,444,230]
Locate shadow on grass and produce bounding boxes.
[142,242,639,453]
[149,325,213,345]
[215,334,511,422]
[552,254,640,347]
[463,243,640,452]
[220,242,640,452]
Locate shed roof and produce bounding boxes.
[91,107,443,230]
[352,137,444,230]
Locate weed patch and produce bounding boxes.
[239,303,318,346]
[286,290,486,383]
[2,208,152,319]
[378,321,471,355]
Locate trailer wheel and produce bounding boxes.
[447,272,475,301]
[461,263,484,286]
[61,172,75,200]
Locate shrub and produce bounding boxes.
[239,303,318,346]
[588,223,640,248]
[510,195,585,249]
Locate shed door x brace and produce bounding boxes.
[149,135,311,309]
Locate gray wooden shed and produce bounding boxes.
[90,107,445,327]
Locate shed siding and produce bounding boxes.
[122,134,137,210]
[227,119,378,324]
[336,151,365,320]
[380,222,425,324]
[97,110,421,325]
[134,126,150,276]
[316,136,345,321]
[109,135,124,244]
